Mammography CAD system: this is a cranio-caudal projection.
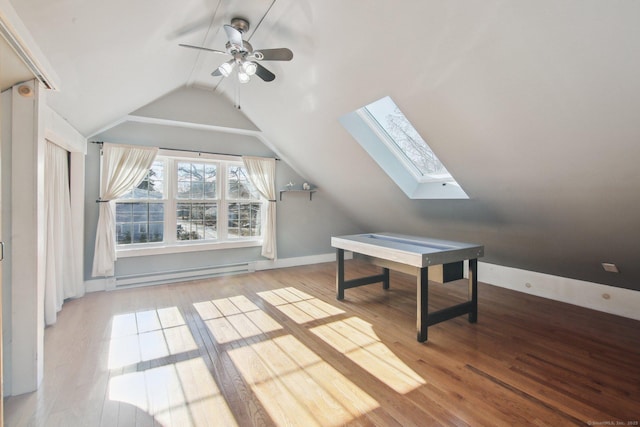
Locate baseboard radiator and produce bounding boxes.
[114,263,253,289]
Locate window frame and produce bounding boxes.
[115,150,264,258]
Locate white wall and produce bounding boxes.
[6,80,46,395]
[1,80,86,396]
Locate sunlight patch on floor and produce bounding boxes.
[228,334,379,426]
[311,317,426,394]
[257,287,345,324]
[109,358,238,427]
[193,291,379,426]
[108,308,197,370]
[195,295,283,344]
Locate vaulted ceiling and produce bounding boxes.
[7,0,640,291]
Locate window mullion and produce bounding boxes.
[218,162,228,240]
[165,158,177,245]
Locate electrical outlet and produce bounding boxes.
[601,263,619,273]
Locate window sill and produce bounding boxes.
[116,239,262,258]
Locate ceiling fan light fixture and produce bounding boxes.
[237,70,250,84]
[179,17,292,84]
[242,61,257,76]
[218,61,234,77]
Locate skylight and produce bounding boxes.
[340,96,468,199]
[362,97,450,183]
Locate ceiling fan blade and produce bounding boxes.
[211,68,223,77]
[223,24,244,48]
[179,43,227,55]
[255,63,276,82]
[252,48,293,61]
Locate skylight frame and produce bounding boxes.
[358,97,451,184]
[339,96,469,200]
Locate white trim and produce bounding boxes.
[83,252,344,292]
[0,0,60,90]
[478,262,640,321]
[84,277,114,293]
[125,115,264,138]
[82,254,638,321]
[116,239,262,258]
[115,263,252,289]
[253,253,344,271]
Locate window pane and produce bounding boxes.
[148,178,163,199]
[364,96,450,179]
[116,203,132,222]
[116,202,164,245]
[149,223,164,242]
[132,203,148,222]
[191,163,204,182]
[191,182,204,199]
[227,165,259,200]
[149,203,164,221]
[228,202,261,238]
[177,202,191,221]
[119,160,165,200]
[204,182,216,199]
[177,182,191,199]
[205,165,217,198]
[133,223,148,243]
[176,202,217,241]
[178,162,216,200]
[116,223,132,244]
[150,161,163,180]
[177,162,192,180]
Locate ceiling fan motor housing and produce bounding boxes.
[230,17,250,34]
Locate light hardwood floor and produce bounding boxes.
[4,261,640,426]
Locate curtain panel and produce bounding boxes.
[91,143,158,277]
[44,141,83,325]
[242,156,277,259]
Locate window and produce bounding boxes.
[115,151,263,256]
[176,161,218,241]
[116,161,165,244]
[340,96,468,199]
[363,97,450,182]
[227,166,262,238]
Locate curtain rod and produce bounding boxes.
[90,141,280,161]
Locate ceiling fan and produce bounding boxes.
[179,17,293,83]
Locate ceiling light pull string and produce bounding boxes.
[235,70,241,109]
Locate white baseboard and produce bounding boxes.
[253,253,340,271]
[83,256,638,321]
[84,277,113,293]
[478,262,640,321]
[83,253,342,292]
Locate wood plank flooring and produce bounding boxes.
[4,261,640,426]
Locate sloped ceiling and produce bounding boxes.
[8,0,640,290]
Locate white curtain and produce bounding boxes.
[91,143,158,277]
[44,141,83,325]
[242,156,277,259]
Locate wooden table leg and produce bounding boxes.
[417,266,428,342]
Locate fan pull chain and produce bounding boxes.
[234,71,241,109]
